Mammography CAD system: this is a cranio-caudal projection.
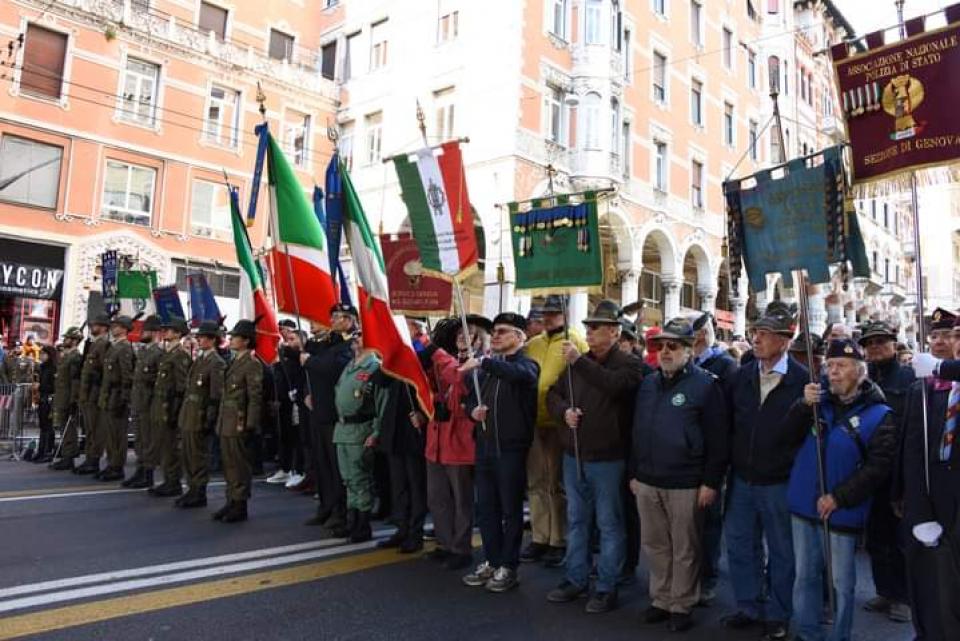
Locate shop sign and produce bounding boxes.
[0,261,63,299]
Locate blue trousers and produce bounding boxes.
[792,517,857,641]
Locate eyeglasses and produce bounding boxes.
[658,340,685,352]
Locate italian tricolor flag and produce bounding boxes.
[393,141,478,277]
[230,189,280,363]
[267,133,337,325]
[341,159,434,418]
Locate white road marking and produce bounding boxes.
[0,481,228,503]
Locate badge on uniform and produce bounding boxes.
[353,389,363,399]
[671,393,686,407]
[850,416,860,429]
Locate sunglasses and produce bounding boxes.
[658,340,685,352]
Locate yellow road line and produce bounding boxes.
[0,485,109,499]
[0,548,411,640]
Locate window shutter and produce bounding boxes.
[321,42,337,80]
[21,25,67,99]
[199,2,227,40]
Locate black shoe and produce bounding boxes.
[99,468,124,482]
[721,611,758,629]
[398,538,423,554]
[443,553,473,570]
[74,463,98,475]
[179,490,207,508]
[377,531,406,549]
[212,502,232,521]
[668,612,693,632]
[174,491,192,508]
[542,546,566,568]
[585,590,618,614]
[349,511,372,543]
[222,501,248,523]
[642,606,671,624]
[425,548,450,562]
[547,580,587,603]
[152,483,182,498]
[121,468,144,487]
[33,454,53,464]
[127,470,154,489]
[50,458,74,471]
[304,508,332,526]
[761,621,788,640]
[520,542,549,563]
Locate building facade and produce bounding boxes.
[0,0,338,344]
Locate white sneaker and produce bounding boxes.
[266,470,290,485]
[462,561,495,587]
[284,472,304,489]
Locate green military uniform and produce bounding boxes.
[130,341,162,469]
[98,332,134,476]
[52,340,83,465]
[77,332,110,472]
[179,347,225,501]
[333,352,386,519]
[149,341,192,494]
[217,348,263,509]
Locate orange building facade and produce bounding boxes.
[0,0,339,345]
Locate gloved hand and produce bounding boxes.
[912,352,942,378]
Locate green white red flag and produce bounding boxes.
[267,133,337,325]
[230,188,279,363]
[340,158,434,419]
[392,141,478,278]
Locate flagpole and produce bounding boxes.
[768,55,835,617]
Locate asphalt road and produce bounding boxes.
[0,459,916,641]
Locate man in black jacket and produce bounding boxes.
[544,300,643,615]
[268,325,307,488]
[301,304,356,536]
[721,301,807,641]
[858,320,915,624]
[630,317,729,632]
[459,312,539,594]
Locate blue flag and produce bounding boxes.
[324,152,352,307]
[313,185,326,227]
[153,285,185,324]
[187,273,222,328]
[246,123,269,226]
[101,250,119,316]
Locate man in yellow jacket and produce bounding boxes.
[523,295,588,567]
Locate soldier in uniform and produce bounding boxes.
[148,318,193,497]
[333,335,387,543]
[177,320,225,508]
[50,326,85,471]
[74,314,112,475]
[213,320,263,523]
[97,316,135,482]
[123,315,163,488]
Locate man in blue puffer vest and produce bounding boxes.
[782,338,898,641]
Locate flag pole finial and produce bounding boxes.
[256,82,267,120]
[415,100,428,146]
[326,118,340,150]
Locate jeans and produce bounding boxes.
[701,483,724,590]
[792,517,857,641]
[725,476,795,622]
[563,456,625,593]
[475,447,528,570]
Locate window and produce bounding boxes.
[20,24,67,100]
[800,67,807,101]
[585,0,602,44]
[724,102,734,147]
[883,203,889,228]
[610,98,620,153]
[770,132,782,163]
[284,110,311,169]
[623,28,632,81]
[199,2,227,41]
[722,28,733,69]
[173,261,240,298]
[0,136,62,208]
[653,0,666,17]
[340,120,355,170]
[118,57,159,126]
[321,41,337,80]
[370,20,388,70]
[691,160,704,208]
[582,93,601,149]
[690,1,702,46]
[344,32,362,80]
[101,161,155,226]
[550,0,569,39]
[871,200,877,220]
[653,52,667,104]
[268,29,294,61]
[621,121,631,178]
[204,84,240,148]
[749,120,759,160]
[611,6,623,51]
[364,111,383,165]
[190,180,232,239]
[690,79,703,125]
[885,258,891,283]
[545,86,565,144]
[747,51,757,88]
[438,10,459,43]
[872,250,878,274]
[325,0,339,7]
[435,87,456,141]
[654,141,667,191]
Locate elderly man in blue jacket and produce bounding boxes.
[783,338,897,641]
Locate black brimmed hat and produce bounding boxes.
[466,314,494,333]
[540,295,565,314]
[493,312,526,332]
[229,319,257,341]
[826,338,864,361]
[929,307,957,332]
[858,320,898,344]
[752,301,797,337]
[583,299,622,325]
[195,320,222,338]
[142,315,162,332]
[111,315,133,331]
[790,332,824,354]
[330,303,358,318]
[619,319,638,341]
[651,317,695,344]
[90,313,111,328]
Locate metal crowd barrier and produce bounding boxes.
[0,383,33,458]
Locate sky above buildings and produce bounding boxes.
[840,0,952,37]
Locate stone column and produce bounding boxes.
[663,277,682,320]
[620,270,640,309]
[568,291,589,327]
[732,298,747,337]
[697,286,717,314]
[807,285,828,337]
